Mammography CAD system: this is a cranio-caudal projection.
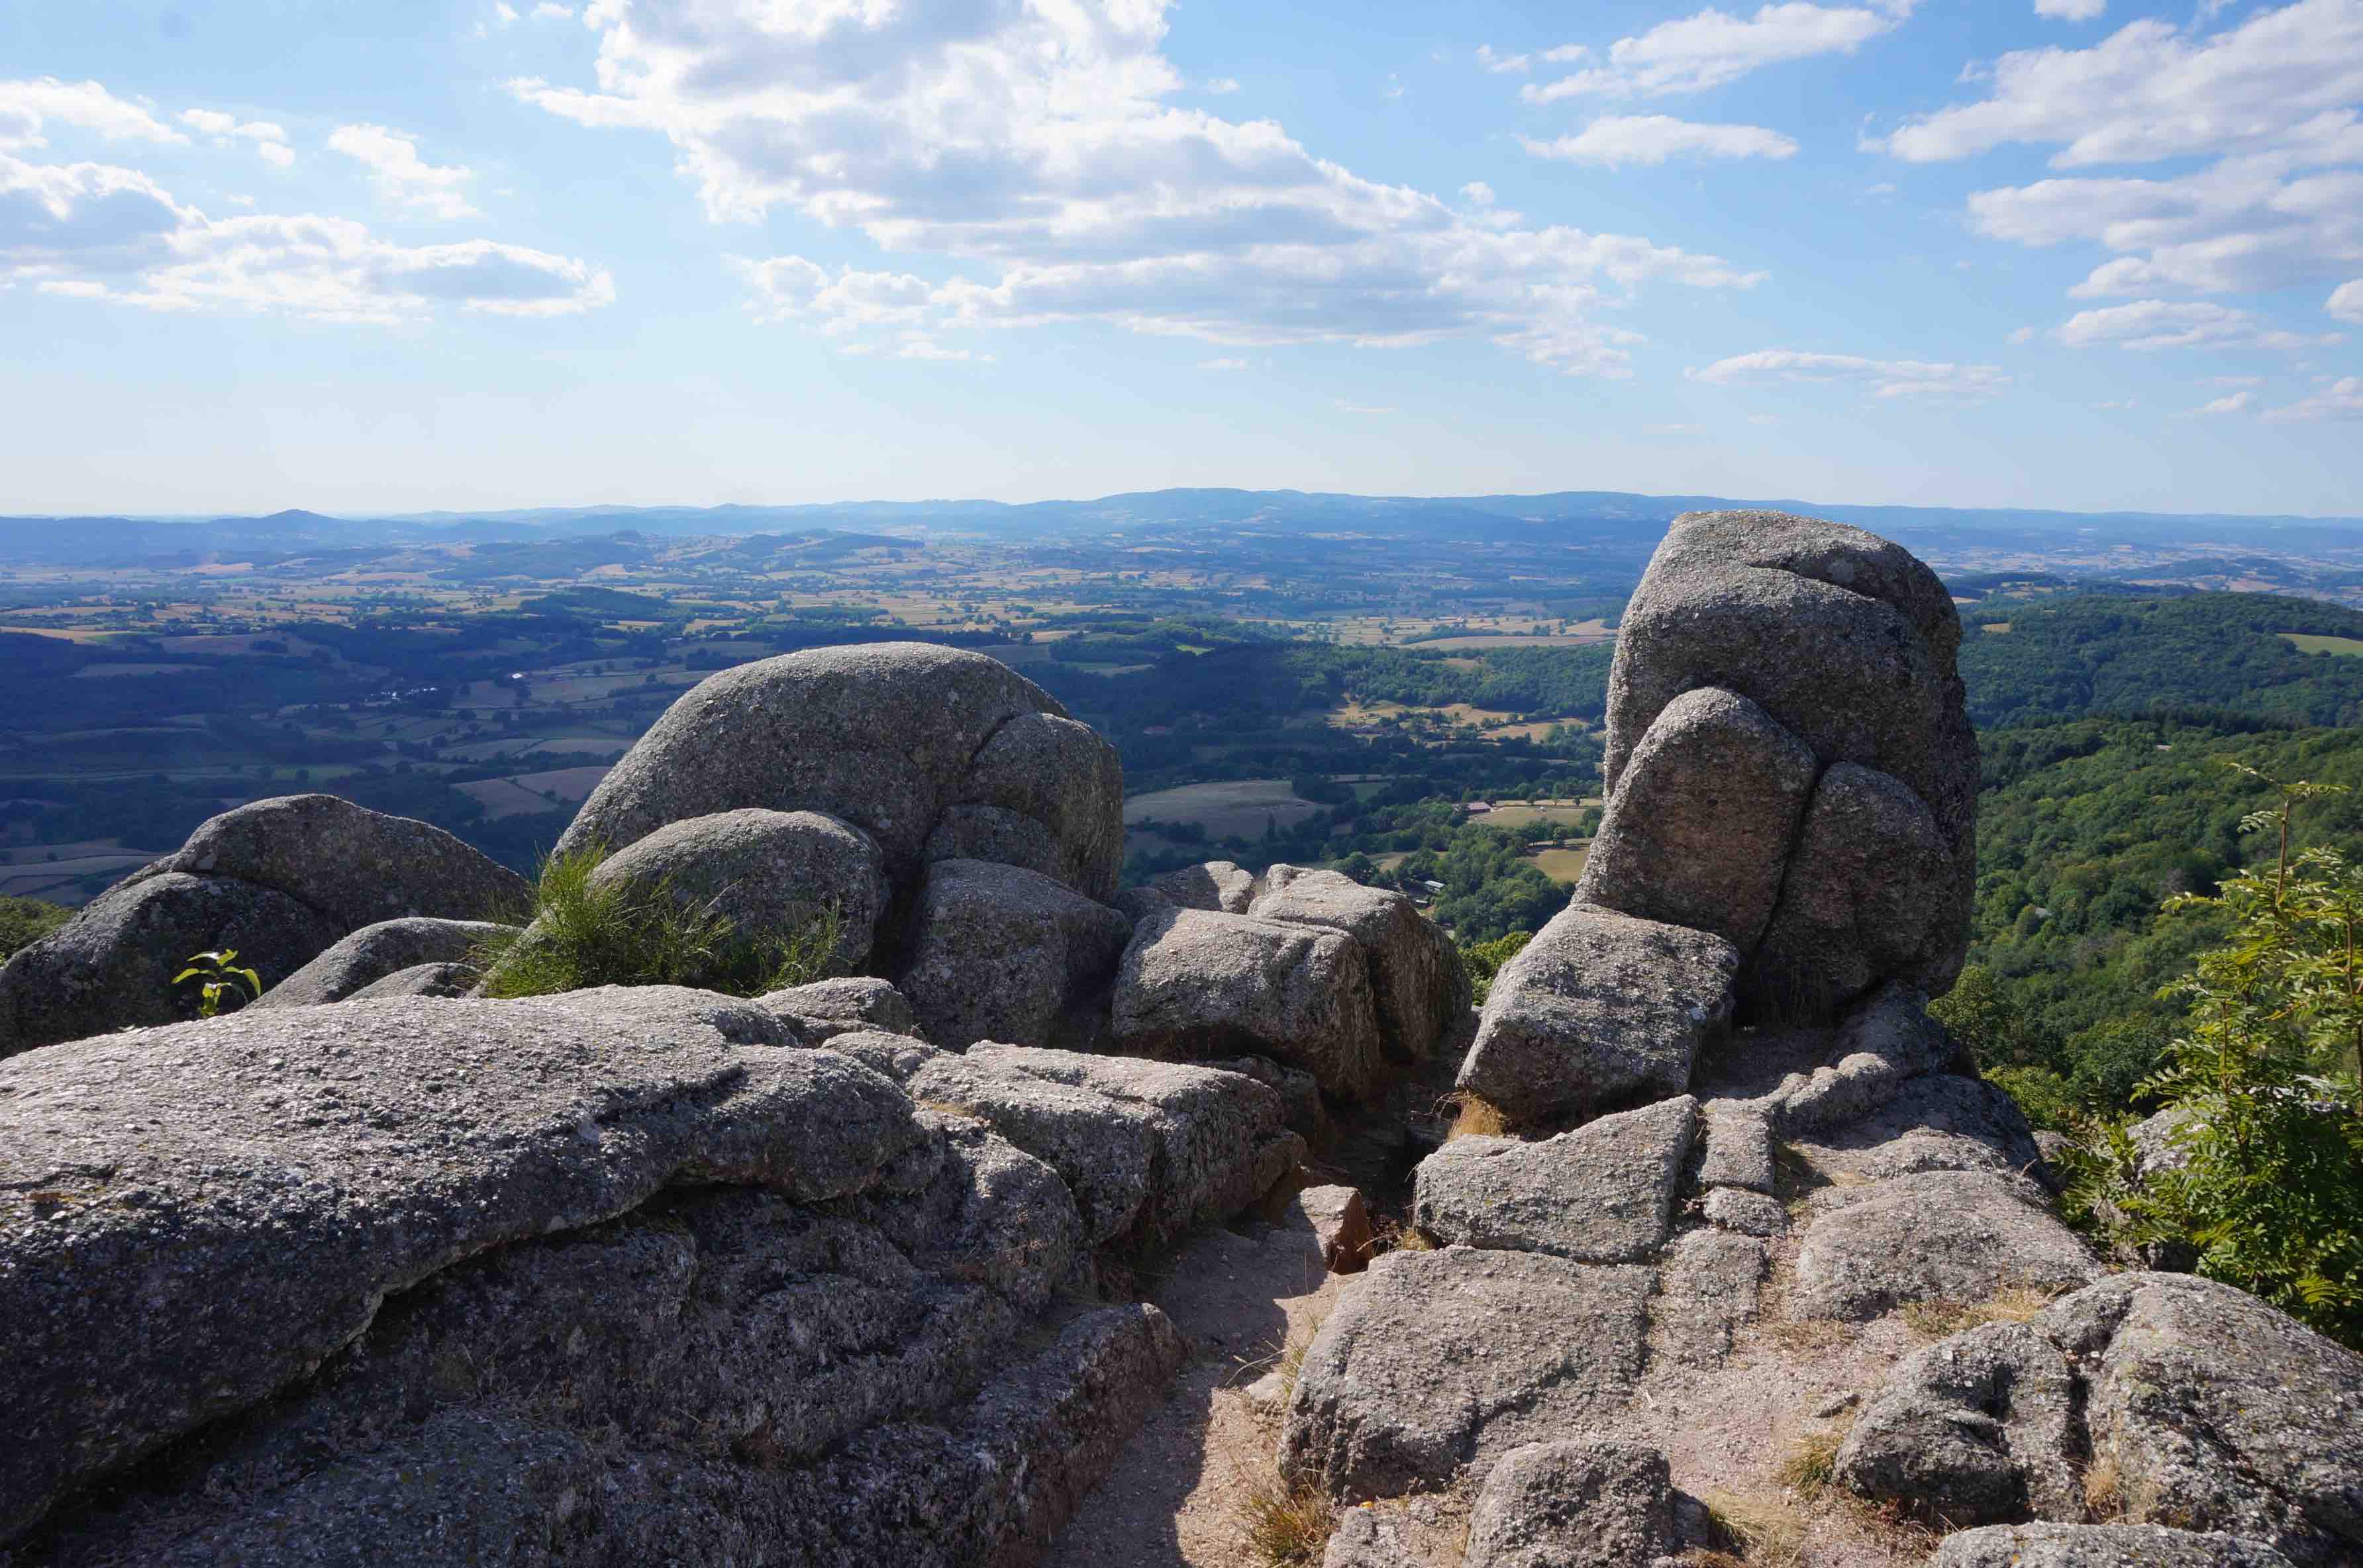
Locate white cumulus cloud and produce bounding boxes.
[181,108,294,167]
[1691,348,2009,401]
[1525,1,1919,102]
[2034,0,2106,19]
[1881,2,2363,299]
[2196,388,2256,413]
[3,147,611,322]
[0,78,185,150]
[328,124,478,219]
[518,0,1765,376]
[1522,116,1798,168]
[2052,298,2311,350]
[2331,279,2363,320]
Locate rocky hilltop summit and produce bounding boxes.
[1,513,2355,1568]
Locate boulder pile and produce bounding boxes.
[5,522,2360,1568]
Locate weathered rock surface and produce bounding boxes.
[1248,865,1467,1062]
[1750,761,1961,1012]
[1701,1186,1787,1236]
[345,960,480,1001]
[2054,1273,2363,1567]
[1323,1504,1420,1568]
[762,975,925,1040]
[904,1052,1160,1245]
[136,793,530,932]
[0,873,344,1055]
[556,643,1121,901]
[1764,981,1963,1137]
[1112,905,1384,1099]
[1602,510,1976,1012]
[1793,1071,2046,1185]
[1573,687,1817,952]
[1413,1096,1697,1262]
[251,917,510,1010]
[0,988,926,1542]
[1147,859,1256,914]
[1931,1524,2300,1567]
[1282,1248,1652,1500]
[1792,1169,2101,1321]
[1698,1104,1774,1193]
[587,807,889,968]
[1462,1440,1681,1568]
[936,710,1127,903]
[1836,1322,2084,1526]
[966,1044,1303,1242]
[1456,903,1738,1126]
[1652,1225,1768,1365]
[1845,1274,2363,1566]
[899,859,1131,1049]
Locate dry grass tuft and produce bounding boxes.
[1444,1091,1511,1140]
[1697,1489,1805,1567]
[1366,1214,1438,1254]
[1774,1424,1848,1501]
[1236,1469,1334,1567]
[1756,1314,1857,1353]
[1900,1283,2066,1340]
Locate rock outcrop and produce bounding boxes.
[1591,509,1978,1018]
[557,642,1123,903]
[0,795,527,1055]
[250,916,509,1009]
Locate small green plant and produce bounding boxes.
[175,949,262,1018]
[2071,762,2363,1348]
[474,844,846,1001]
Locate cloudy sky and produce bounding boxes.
[5,0,2360,516]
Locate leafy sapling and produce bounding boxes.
[174,949,262,1018]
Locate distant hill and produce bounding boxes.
[6,487,2360,567]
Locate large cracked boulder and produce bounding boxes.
[1412,1096,1696,1263]
[1281,1247,1652,1501]
[1597,511,1977,1017]
[0,795,528,1056]
[1249,865,1468,1063]
[585,807,890,969]
[1572,686,1817,952]
[251,917,511,1010]
[1844,1273,2363,1567]
[899,859,1132,1050]
[1931,1524,2299,1567]
[0,987,929,1542]
[1455,902,1738,1126]
[1111,905,1384,1099]
[556,643,1123,902]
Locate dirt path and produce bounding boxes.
[1047,1215,1343,1568]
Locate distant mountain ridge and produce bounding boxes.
[4,487,2362,567]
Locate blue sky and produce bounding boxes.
[3,0,2359,516]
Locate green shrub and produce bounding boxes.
[0,895,68,963]
[474,844,844,1001]
[1459,928,1534,1006]
[2072,763,2363,1348]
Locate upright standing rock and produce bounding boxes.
[1595,511,1977,1018]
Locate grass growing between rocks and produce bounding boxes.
[473,844,844,999]
[1774,1426,1846,1501]
[1695,1490,1805,1567]
[1231,1457,1334,1568]
[1897,1283,2062,1340]
[1444,1091,1510,1140]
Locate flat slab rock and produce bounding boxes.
[1412,1096,1697,1263]
[0,987,927,1545]
[1792,1168,2101,1322]
[1282,1247,1652,1502]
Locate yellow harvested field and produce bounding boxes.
[1980,622,2013,634]
[1532,846,1590,884]
[1123,778,1319,839]
[1474,801,1600,830]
